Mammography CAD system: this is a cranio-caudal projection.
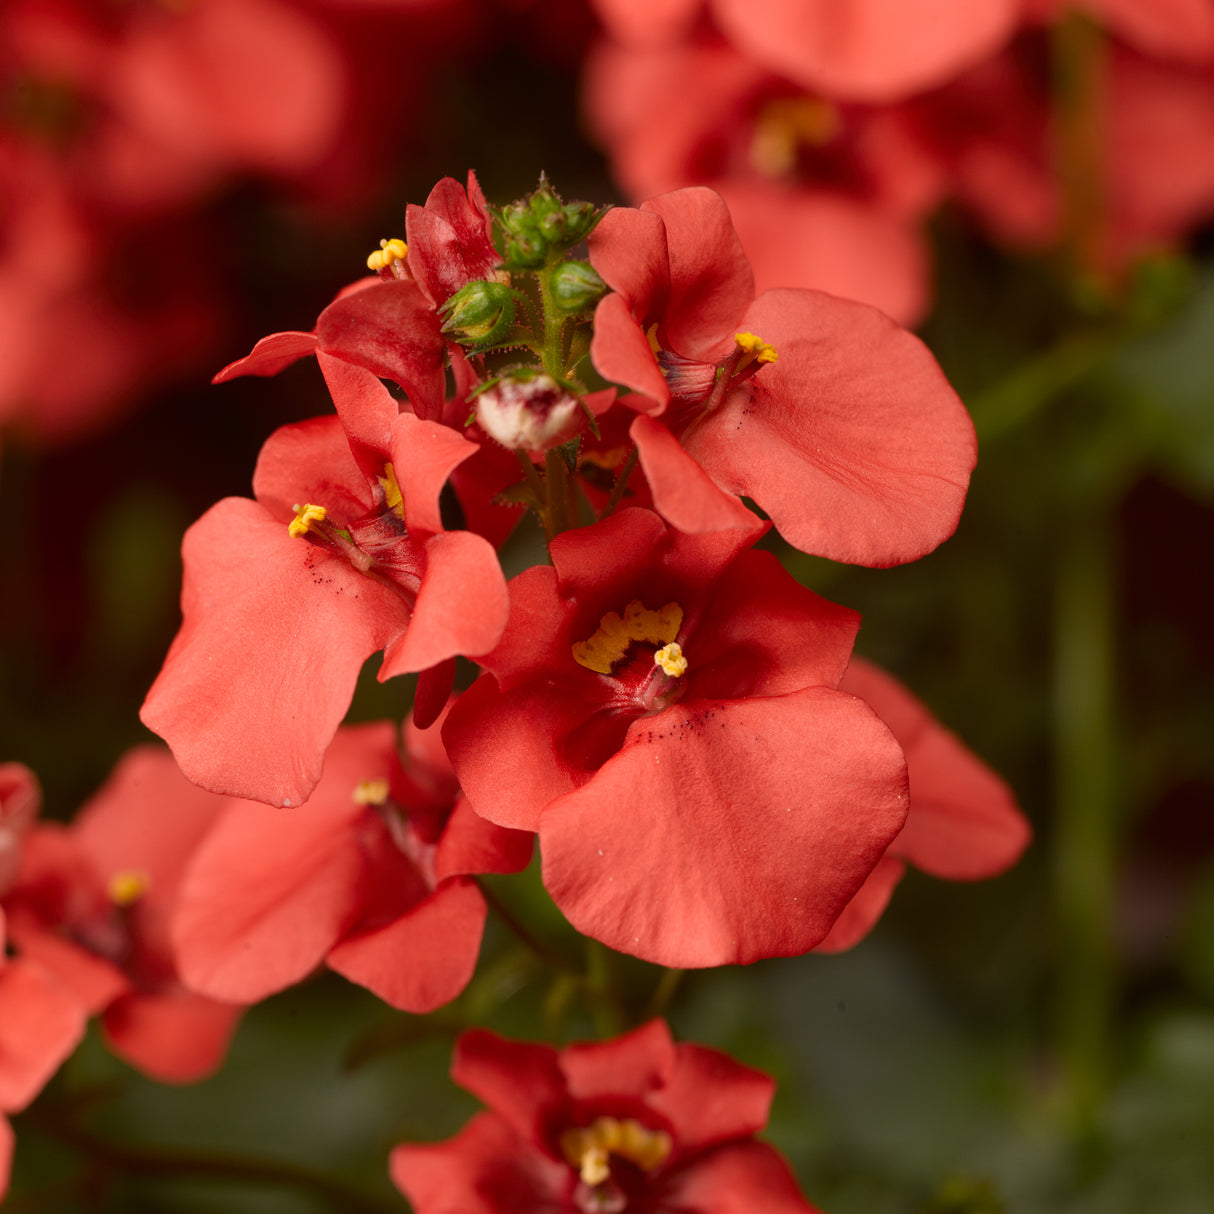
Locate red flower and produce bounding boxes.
[171,717,531,1013]
[813,659,1032,951]
[141,359,509,808]
[584,33,940,322]
[0,908,86,1204]
[1023,0,1214,64]
[391,1019,825,1214]
[587,187,976,567]
[592,0,1017,101]
[443,508,908,967]
[2,749,240,1085]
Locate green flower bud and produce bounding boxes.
[440,280,515,344]
[550,260,606,315]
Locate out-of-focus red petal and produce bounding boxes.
[316,279,446,421]
[540,688,908,966]
[717,182,930,326]
[452,1031,567,1142]
[172,795,366,1002]
[559,1019,675,1100]
[212,331,318,383]
[647,1042,774,1154]
[378,530,507,678]
[631,413,762,534]
[102,990,241,1084]
[690,288,975,566]
[840,659,1031,878]
[391,1112,566,1214]
[326,878,485,1012]
[642,189,755,362]
[663,1137,826,1213]
[0,1114,12,1204]
[811,854,906,953]
[140,498,412,807]
[0,764,40,894]
[712,0,1016,102]
[591,0,702,44]
[433,798,534,883]
[0,955,85,1111]
[1086,0,1214,62]
[3,920,127,1014]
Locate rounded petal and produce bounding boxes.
[1091,0,1214,63]
[591,0,702,43]
[0,956,85,1111]
[316,279,446,422]
[433,798,534,883]
[317,354,398,473]
[250,414,369,524]
[590,291,671,406]
[642,189,755,362]
[631,413,762,535]
[390,411,482,538]
[379,530,508,678]
[102,990,241,1084]
[663,1138,826,1213]
[452,1031,567,1141]
[840,659,1031,879]
[140,497,411,807]
[648,1042,775,1154]
[540,689,909,967]
[587,205,671,320]
[811,854,906,953]
[391,1112,566,1214]
[691,289,975,566]
[326,878,486,1013]
[171,795,366,1003]
[712,0,1017,102]
[560,1019,675,1101]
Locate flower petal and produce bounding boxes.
[102,990,241,1084]
[540,688,908,966]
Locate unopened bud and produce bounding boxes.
[475,372,584,453]
[551,260,606,314]
[441,280,515,344]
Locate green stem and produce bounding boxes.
[1052,12,1108,278]
[17,1116,400,1214]
[598,446,640,521]
[476,877,577,975]
[1052,507,1119,1141]
[641,968,685,1022]
[544,447,573,539]
[584,939,626,1038]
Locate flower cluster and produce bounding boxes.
[4,171,1030,1205]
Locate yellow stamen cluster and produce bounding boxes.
[366,238,408,273]
[572,600,683,675]
[559,1117,673,1187]
[288,502,327,539]
[108,868,150,907]
[378,462,404,516]
[735,331,779,364]
[750,96,841,176]
[352,778,390,806]
[653,642,688,678]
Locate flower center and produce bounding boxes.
[560,1116,673,1212]
[572,600,683,675]
[750,95,843,178]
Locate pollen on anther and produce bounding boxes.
[735,331,779,363]
[288,502,327,539]
[352,778,390,806]
[108,868,150,907]
[366,237,407,272]
[654,642,688,677]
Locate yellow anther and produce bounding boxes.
[352,778,390,806]
[572,600,684,674]
[750,96,841,176]
[653,642,688,678]
[578,446,629,472]
[366,237,408,272]
[108,868,150,907]
[288,502,327,539]
[377,463,403,516]
[559,1117,672,1188]
[735,331,779,364]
